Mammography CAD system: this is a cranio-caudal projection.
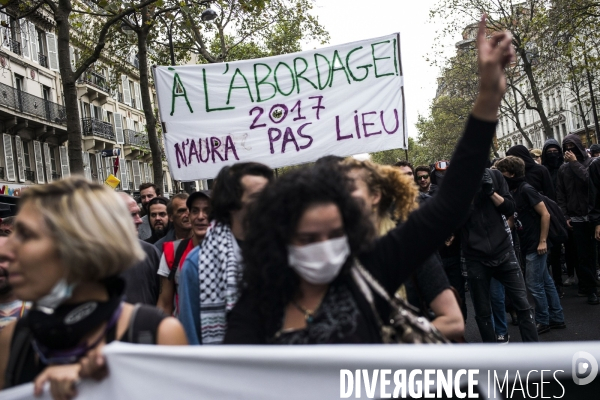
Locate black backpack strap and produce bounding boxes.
[4,317,33,388]
[168,238,191,281]
[127,304,167,344]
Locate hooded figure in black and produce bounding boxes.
[557,134,598,303]
[541,138,564,190]
[506,145,556,200]
[556,134,593,220]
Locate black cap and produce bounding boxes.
[186,190,211,209]
[590,144,600,154]
[147,196,169,208]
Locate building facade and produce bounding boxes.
[0,5,178,197]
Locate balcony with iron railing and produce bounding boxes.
[24,169,34,182]
[0,82,67,125]
[38,53,48,68]
[77,70,109,93]
[8,38,21,56]
[81,117,115,141]
[124,129,149,150]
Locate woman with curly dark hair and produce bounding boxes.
[224,17,516,344]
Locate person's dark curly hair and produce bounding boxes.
[240,162,376,337]
[211,162,274,225]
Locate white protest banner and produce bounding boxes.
[154,34,407,180]
[2,342,597,400]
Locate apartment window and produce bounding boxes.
[14,74,23,92]
[50,147,57,175]
[557,92,563,110]
[22,140,31,171]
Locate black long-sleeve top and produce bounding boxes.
[225,115,497,344]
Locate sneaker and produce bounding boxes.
[497,334,510,344]
[536,323,551,334]
[588,293,600,305]
[549,321,566,329]
[564,276,577,286]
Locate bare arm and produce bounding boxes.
[430,289,465,341]
[534,201,550,255]
[156,277,174,316]
[489,192,505,207]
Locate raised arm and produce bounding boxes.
[360,16,516,291]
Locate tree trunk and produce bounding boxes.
[55,6,84,174]
[138,7,163,192]
[519,48,554,141]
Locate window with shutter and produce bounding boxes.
[105,157,112,180]
[96,153,104,183]
[20,20,29,59]
[134,82,142,110]
[114,113,124,144]
[121,75,131,106]
[3,134,15,182]
[14,136,25,183]
[43,142,53,183]
[69,46,75,72]
[120,157,129,190]
[0,13,8,49]
[145,163,152,183]
[132,160,141,190]
[33,141,44,183]
[82,152,91,180]
[28,22,37,63]
[59,146,70,177]
[46,32,59,71]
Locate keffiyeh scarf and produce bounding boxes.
[198,221,242,344]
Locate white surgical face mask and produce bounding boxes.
[287,236,350,285]
[36,278,76,313]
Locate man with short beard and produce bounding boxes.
[138,183,161,241]
[145,197,171,245]
[0,234,29,331]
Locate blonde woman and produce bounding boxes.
[0,177,187,397]
[344,159,465,341]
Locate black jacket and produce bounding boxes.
[459,169,516,261]
[541,138,564,191]
[588,158,600,226]
[556,134,592,219]
[506,145,556,200]
[224,116,497,344]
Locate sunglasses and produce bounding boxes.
[417,175,430,181]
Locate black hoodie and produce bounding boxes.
[556,134,592,219]
[506,145,556,200]
[541,138,564,190]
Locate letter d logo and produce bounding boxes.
[572,351,598,385]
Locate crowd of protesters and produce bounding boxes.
[0,17,597,400]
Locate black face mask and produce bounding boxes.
[28,277,124,352]
[545,152,562,169]
[504,176,526,191]
[0,268,11,295]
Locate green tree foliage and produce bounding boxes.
[430,0,557,142]
[176,0,329,64]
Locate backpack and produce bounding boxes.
[518,183,568,245]
[163,238,192,282]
